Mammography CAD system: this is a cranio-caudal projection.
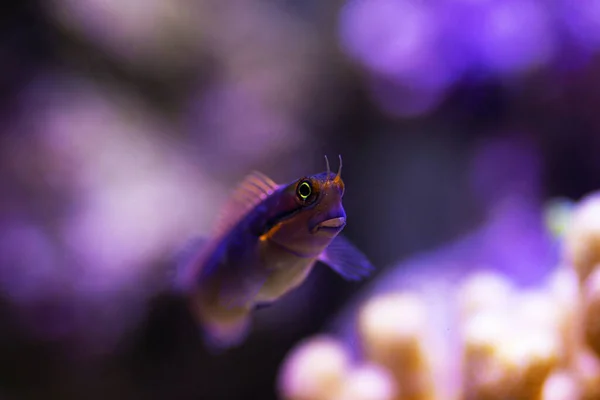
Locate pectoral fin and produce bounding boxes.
[318,235,375,281]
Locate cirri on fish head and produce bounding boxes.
[172,155,375,351]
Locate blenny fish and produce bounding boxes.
[174,156,374,349]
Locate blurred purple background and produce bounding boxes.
[1,0,600,399]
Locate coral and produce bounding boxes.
[277,192,600,400]
[278,335,352,400]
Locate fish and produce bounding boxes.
[173,155,375,350]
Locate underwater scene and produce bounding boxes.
[2,0,600,399]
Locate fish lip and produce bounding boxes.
[314,216,346,232]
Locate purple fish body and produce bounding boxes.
[174,156,374,349]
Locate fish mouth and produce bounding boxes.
[315,216,346,232]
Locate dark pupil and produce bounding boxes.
[299,182,311,198]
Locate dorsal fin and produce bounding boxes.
[212,171,279,238]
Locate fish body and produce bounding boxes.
[174,156,374,349]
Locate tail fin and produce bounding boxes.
[190,295,253,352]
[170,236,210,294]
[171,236,251,352]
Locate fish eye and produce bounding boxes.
[297,181,312,201]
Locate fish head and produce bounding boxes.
[263,156,347,255]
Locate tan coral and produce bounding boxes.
[277,193,600,400]
[546,266,582,367]
[541,370,581,400]
[331,363,398,400]
[564,193,600,284]
[582,267,600,364]
[461,304,560,400]
[571,349,600,400]
[277,335,350,400]
[456,270,514,321]
[357,292,435,400]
